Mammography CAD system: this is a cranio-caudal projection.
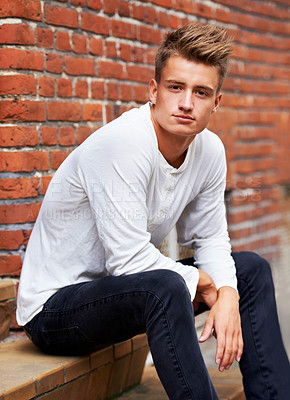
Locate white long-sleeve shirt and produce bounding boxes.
[16,102,237,326]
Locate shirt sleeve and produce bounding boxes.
[176,137,237,292]
[77,124,199,300]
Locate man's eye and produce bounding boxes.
[196,90,208,97]
[169,85,181,91]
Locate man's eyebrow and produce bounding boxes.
[195,85,215,93]
[165,79,185,85]
[165,80,215,93]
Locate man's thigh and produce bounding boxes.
[26,269,181,355]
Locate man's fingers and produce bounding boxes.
[236,333,244,362]
[217,328,243,371]
[215,334,225,368]
[199,315,214,342]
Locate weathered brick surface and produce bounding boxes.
[0,1,289,336]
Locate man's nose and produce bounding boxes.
[179,91,193,111]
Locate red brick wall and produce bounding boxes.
[0,1,289,327]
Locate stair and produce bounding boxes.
[117,363,245,400]
[0,334,149,400]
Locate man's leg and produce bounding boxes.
[233,251,290,400]
[25,269,218,400]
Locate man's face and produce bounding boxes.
[149,55,222,140]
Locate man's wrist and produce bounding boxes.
[217,286,240,301]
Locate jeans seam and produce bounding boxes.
[145,289,196,400]
[239,276,274,400]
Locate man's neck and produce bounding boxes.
[150,105,195,169]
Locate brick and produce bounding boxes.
[0,177,40,199]
[139,25,162,44]
[77,126,92,144]
[98,60,124,79]
[0,126,38,147]
[46,53,63,74]
[120,43,132,62]
[64,56,95,76]
[103,0,117,14]
[0,151,49,172]
[118,1,130,17]
[56,31,71,51]
[157,11,171,28]
[0,23,35,45]
[235,142,275,158]
[0,203,41,224]
[47,102,82,121]
[126,65,152,83]
[75,80,88,98]
[146,47,157,65]
[37,28,54,48]
[152,0,173,7]
[42,175,53,194]
[0,255,22,276]
[81,12,110,35]
[39,76,55,97]
[83,104,103,121]
[106,41,117,59]
[0,100,46,122]
[194,2,213,19]
[50,150,70,169]
[0,49,44,71]
[132,46,145,63]
[57,78,73,97]
[89,37,104,55]
[87,0,102,10]
[0,230,31,250]
[0,75,36,96]
[134,84,148,103]
[73,34,88,54]
[91,81,105,99]
[111,20,137,40]
[41,126,58,145]
[215,7,232,24]
[0,0,42,21]
[105,103,122,123]
[107,82,119,100]
[71,0,86,5]
[45,4,78,28]
[132,4,157,24]
[120,84,133,102]
[235,158,276,174]
[59,126,75,146]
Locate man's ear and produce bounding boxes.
[212,93,222,113]
[149,79,158,105]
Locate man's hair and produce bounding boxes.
[155,22,232,93]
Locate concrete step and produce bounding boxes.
[0,280,16,340]
[116,364,245,400]
[0,335,149,399]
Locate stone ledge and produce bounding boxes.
[0,334,149,400]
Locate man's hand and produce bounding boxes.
[198,286,243,372]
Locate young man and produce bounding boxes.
[17,23,289,399]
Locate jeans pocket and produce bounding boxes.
[42,325,94,355]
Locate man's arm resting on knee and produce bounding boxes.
[196,279,243,372]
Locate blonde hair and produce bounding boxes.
[155,22,232,92]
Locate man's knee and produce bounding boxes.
[144,269,191,302]
[233,251,273,290]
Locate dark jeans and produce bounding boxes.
[25,252,290,399]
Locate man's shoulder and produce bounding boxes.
[196,128,225,153]
[95,102,154,144]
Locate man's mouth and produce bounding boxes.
[173,114,195,122]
